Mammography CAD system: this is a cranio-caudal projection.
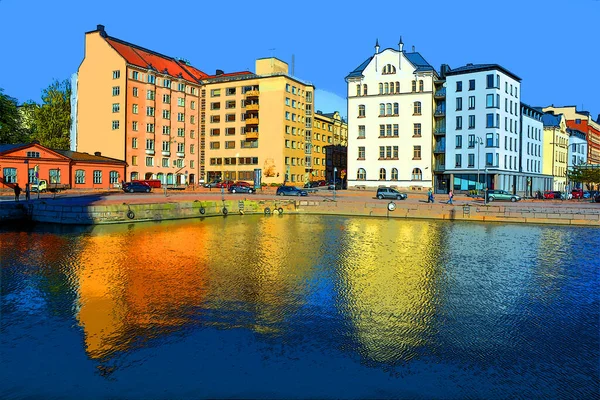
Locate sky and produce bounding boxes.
[1,0,599,121]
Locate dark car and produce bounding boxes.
[328,179,344,190]
[376,187,407,200]
[304,181,321,188]
[122,182,151,193]
[276,186,308,196]
[595,193,600,203]
[228,184,254,194]
[233,181,252,188]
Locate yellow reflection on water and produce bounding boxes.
[338,219,441,363]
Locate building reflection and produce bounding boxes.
[336,219,442,364]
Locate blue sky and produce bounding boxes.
[1,0,599,120]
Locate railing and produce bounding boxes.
[246,131,259,140]
[245,90,259,97]
[433,163,445,171]
[176,152,185,158]
[145,149,155,155]
[434,144,446,153]
[245,103,259,111]
[162,151,171,156]
[245,117,259,125]
[434,126,446,134]
[434,88,446,97]
[435,107,446,116]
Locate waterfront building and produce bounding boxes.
[444,63,525,194]
[345,39,436,189]
[567,127,588,189]
[313,111,348,183]
[542,105,600,164]
[541,113,569,191]
[519,103,552,195]
[0,142,126,191]
[75,25,206,185]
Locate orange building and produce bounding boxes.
[0,142,126,191]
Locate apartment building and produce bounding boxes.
[75,25,206,185]
[541,113,569,191]
[519,103,551,194]
[542,105,600,164]
[312,111,348,182]
[202,58,314,185]
[345,39,436,189]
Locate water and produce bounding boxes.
[1,216,598,399]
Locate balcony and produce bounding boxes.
[246,103,259,111]
[434,88,446,98]
[434,107,446,117]
[433,143,446,153]
[177,152,185,158]
[245,90,259,97]
[245,117,259,125]
[145,149,155,155]
[162,151,171,156]
[434,126,446,136]
[246,131,259,140]
[433,163,446,172]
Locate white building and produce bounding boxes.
[444,64,525,193]
[519,103,551,195]
[567,127,588,190]
[345,39,436,189]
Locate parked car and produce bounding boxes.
[276,185,308,196]
[132,179,162,188]
[328,179,344,190]
[543,190,556,199]
[122,182,151,193]
[486,190,521,202]
[594,193,600,203]
[376,187,408,200]
[203,180,221,188]
[583,191,592,199]
[30,179,70,193]
[304,181,321,188]
[233,181,253,188]
[228,184,254,194]
[571,189,584,199]
[214,180,234,189]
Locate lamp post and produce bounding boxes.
[333,167,337,201]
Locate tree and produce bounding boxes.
[0,88,30,144]
[567,165,600,190]
[32,79,71,150]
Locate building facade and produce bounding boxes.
[541,113,569,191]
[543,105,600,165]
[313,111,348,183]
[519,103,551,195]
[345,39,436,189]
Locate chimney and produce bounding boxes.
[94,151,101,156]
[597,114,600,123]
[97,24,106,37]
[440,64,450,78]
[412,45,415,52]
[216,69,224,76]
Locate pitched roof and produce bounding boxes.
[345,50,435,80]
[0,144,25,154]
[446,63,521,81]
[53,150,126,164]
[542,113,562,127]
[346,56,374,79]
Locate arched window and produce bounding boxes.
[419,80,424,92]
[384,83,389,94]
[391,168,398,180]
[356,84,361,96]
[414,101,421,115]
[379,168,387,180]
[130,172,139,181]
[393,103,399,115]
[411,168,422,181]
[395,82,400,93]
[412,80,417,92]
[386,103,392,115]
[379,83,383,94]
[363,84,367,95]
[157,172,164,183]
[379,103,385,116]
[357,168,366,180]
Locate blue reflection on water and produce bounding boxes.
[1,216,598,399]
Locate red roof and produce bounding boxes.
[105,37,207,83]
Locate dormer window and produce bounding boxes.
[382,64,396,75]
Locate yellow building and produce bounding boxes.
[542,113,569,191]
[203,58,315,185]
[311,111,348,182]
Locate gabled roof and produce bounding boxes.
[542,113,562,127]
[53,150,127,164]
[0,144,24,154]
[446,63,521,82]
[345,50,434,80]
[346,56,374,80]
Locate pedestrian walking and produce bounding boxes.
[14,184,22,201]
[448,190,454,204]
[427,188,435,203]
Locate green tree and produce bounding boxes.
[568,165,600,190]
[0,88,30,144]
[32,79,71,150]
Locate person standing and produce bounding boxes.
[427,188,434,203]
[448,190,454,204]
[14,184,21,201]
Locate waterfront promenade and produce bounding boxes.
[1,186,598,226]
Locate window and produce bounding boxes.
[486,133,493,147]
[162,126,171,135]
[146,106,155,116]
[132,104,138,114]
[211,89,221,97]
[162,110,170,119]
[413,145,421,160]
[412,80,417,92]
[146,139,155,150]
[456,81,462,92]
[356,84,361,96]
[110,171,119,184]
[147,90,155,100]
[225,127,235,135]
[468,96,475,110]
[210,141,221,150]
[111,103,119,113]
[364,84,368,95]
[486,94,494,108]
[75,170,85,184]
[211,102,221,110]
[147,75,155,84]
[146,123,154,133]
[162,158,170,167]
[26,151,40,158]
[190,101,195,110]
[468,153,475,168]
[413,101,421,115]
[468,134,475,148]
[379,103,385,116]
[390,168,398,180]
[469,79,475,90]
[226,114,235,122]
[486,74,494,88]
[357,168,366,180]
[486,113,494,128]
[386,103,392,115]
[132,87,138,97]
[419,80,424,92]
[112,120,120,130]
[3,167,17,183]
[358,105,365,117]
[163,94,171,103]
[393,124,399,137]
[210,128,221,136]
[112,86,120,96]
[190,115,195,124]
[486,153,493,166]
[132,137,138,148]
[226,87,236,96]
[93,170,102,184]
[146,157,154,166]
[414,123,422,137]
[358,125,365,138]
[358,147,365,159]
[455,154,462,168]
[113,70,120,79]
[226,100,236,109]
[225,141,235,149]
[379,83,383,95]
[163,79,171,88]
[456,97,462,111]
[468,115,475,129]
[456,116,463,130]
[178,83,185,92]
[456,135,463,148]
[411,168,422,180]
[393,103,399,115]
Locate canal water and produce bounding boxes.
[1,215,598,399]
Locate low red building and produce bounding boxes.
[0,142,127,191]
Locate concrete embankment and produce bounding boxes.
[1,198,599,226]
